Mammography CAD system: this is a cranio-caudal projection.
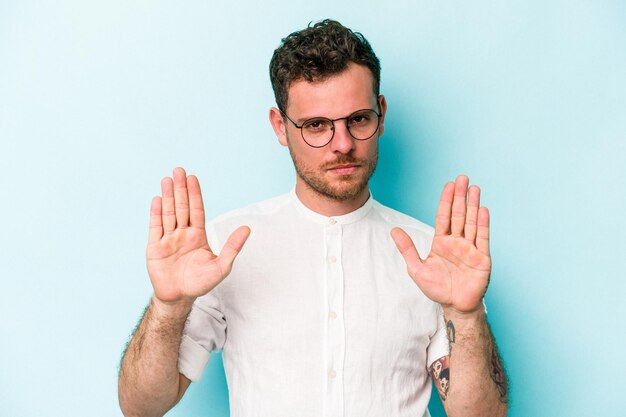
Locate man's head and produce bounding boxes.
[270,19,381,113]
[268,20,386,211]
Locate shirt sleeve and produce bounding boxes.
[178,290,227,382]
[425,303,450,369]
[424,300,488,369]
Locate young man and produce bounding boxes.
[118,20,508,417]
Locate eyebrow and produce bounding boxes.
[293,115,320,124]
[294,105,378,124]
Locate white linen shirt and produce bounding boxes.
[178,191,449,417]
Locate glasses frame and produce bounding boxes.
[280,102,382,148]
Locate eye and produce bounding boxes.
[303,118,332,133]
[348,111,373,126]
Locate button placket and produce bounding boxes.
[323,219,345,417]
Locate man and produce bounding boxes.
[118,19,508,417]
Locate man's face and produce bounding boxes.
[272,64,386,203]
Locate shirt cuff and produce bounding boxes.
[178,334,211,383]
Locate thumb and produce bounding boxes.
[391,227,424,278]
[216,226,251,278]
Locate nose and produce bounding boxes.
[329,120,355,154]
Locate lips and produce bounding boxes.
[327,163,360,175]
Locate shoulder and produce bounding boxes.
[370,199,434,238]
[369,199,434,256]
[205,192,293,249]
[209,193,292,225]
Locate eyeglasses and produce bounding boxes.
[281,104,382,148]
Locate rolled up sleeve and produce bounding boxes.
[177,291,227,382]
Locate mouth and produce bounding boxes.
[326,163,360,176]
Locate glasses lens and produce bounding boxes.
[347,109,379,140]
[301,118,334,147]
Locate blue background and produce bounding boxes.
[1,1,625,416]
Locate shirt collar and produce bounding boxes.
[290,188,374,225]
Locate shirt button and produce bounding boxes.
[329,311,337,319]
[328,370,337,379]
[328,255,337,263]
[328,218,337,225]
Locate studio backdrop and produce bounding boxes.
[1,1,625,416]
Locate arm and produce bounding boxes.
[118,167,249,417]
[430,312,508,415]
[392,175,507,417]
[118,298,193,417]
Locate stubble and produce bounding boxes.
[287,140,378,201]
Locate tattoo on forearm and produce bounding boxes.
[430,356,450,401]
[443,318,508,404]
[446,319,456,354]
[429,319,455,402]
[490,341,508,403]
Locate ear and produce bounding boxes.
[377,95,388,137]
[269,107,289,147]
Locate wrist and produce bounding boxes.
[442,303,487,324]
[151,295,194,320]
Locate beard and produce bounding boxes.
[287,140,378,201]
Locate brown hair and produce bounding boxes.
[269,19,381,112]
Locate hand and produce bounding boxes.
[146,167,250,307]
[391,175,491,315]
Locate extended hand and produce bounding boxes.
[146,167,250,305]
[391,175,491,314]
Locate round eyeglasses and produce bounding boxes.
[281,105,382,148]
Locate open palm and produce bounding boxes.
[146,168,249,304]
[392,176,491,314]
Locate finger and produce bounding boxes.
[148,196,163,243]
[215,226,251,277]
[450,175,469,237]
[464,185,480,243]
[161,177,176,233]
[476,206,490,255]
[173,167,190,229]
[390,227,424,278]
[187,175,205,229]
[434,182,455,236]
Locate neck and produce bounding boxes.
[294,180,371,217]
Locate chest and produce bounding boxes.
[217,230,439,359]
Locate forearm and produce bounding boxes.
[440,308,508,417]
[118,296,193,417]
